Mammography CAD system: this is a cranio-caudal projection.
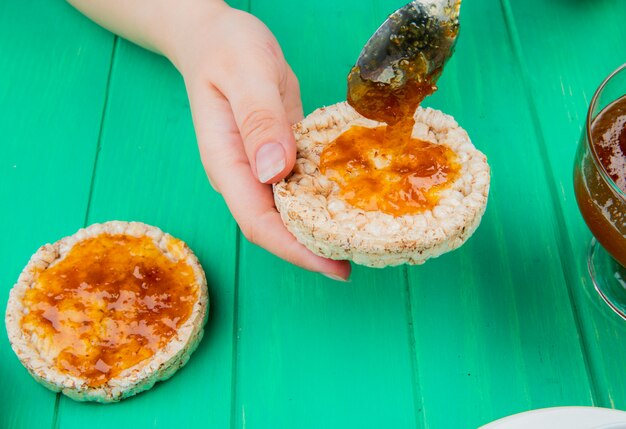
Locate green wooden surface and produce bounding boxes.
[503,0,626,410]
[2,0,626,428]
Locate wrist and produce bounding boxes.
[158,0,230,76]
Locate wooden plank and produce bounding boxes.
[404,0,598,426]
[231,1,420,427]
[53,38,239,427]
[0,1,114,427]
[234,248,419,427]
[502,0,626,409]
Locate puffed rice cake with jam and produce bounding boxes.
[5,221,208,402]
[273,102,490,268]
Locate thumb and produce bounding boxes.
[219,76,297,184]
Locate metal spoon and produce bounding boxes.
[354,0,461,87]
[346,0,461,124]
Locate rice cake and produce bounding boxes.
[5,221,208,402]
[273,102,490,267]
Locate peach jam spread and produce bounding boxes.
[328,57,459,216]
[320,120,460,216]
[347,64,437,126]
[20,234,198,387]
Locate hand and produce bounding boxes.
[174,5,351,280]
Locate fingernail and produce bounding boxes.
[322,273,350,282]
[256,142,286,183]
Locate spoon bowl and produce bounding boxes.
[346,0,461,124]
[355,0,461,87]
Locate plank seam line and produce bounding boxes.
[50,392,60,429]
[50,34,118,429]
[498,0,600,405]
[229,227,242,429]
[230,3,249,425]
[403,266,427,429]
[82,36,119,227]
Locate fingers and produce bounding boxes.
[188,82,351,280]
[210,46,300,185]
[231,180,351,280]
[220,76,296,184]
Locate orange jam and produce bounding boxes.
[20,233,198,387]
[320,122,460,216]
[338,54,457,216]
[347,65,437,125]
